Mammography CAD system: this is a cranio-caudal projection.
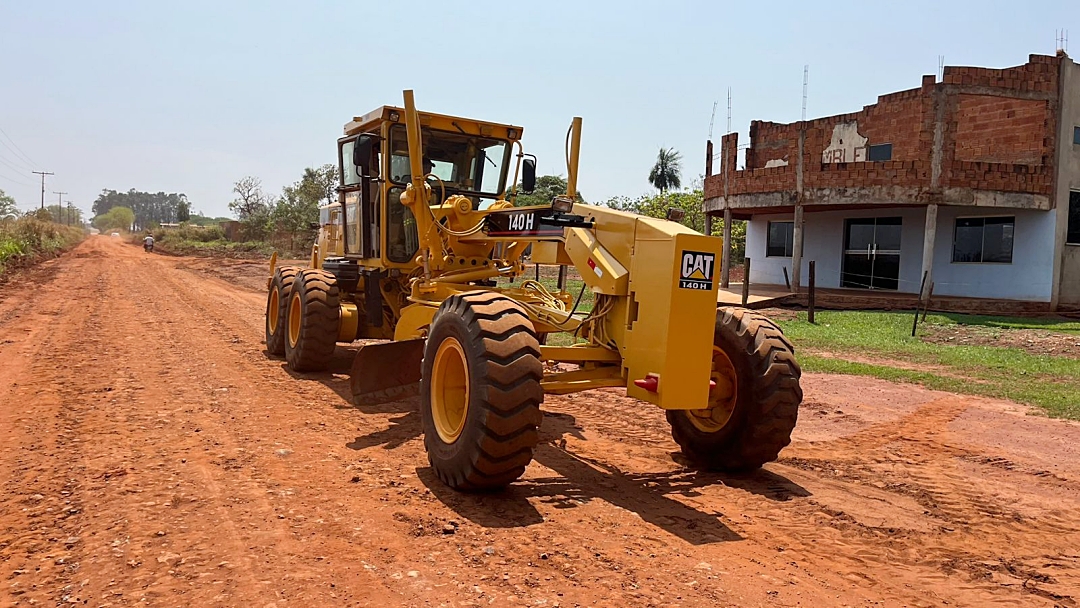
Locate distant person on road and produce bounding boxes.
[143,234,154,253]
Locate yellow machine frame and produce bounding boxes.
[287,91,724,412]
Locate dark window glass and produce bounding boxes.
[982,217,1014,263]
[1068,191,1080,245]
[1074,126,1080,145]
[867,143,893,162]
[766,221,794,257]
[845,219,875,251]
[952,217,1014,263]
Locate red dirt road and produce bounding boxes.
[2,236,1079,607]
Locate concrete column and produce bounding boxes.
[791,127,806,293]
[704,213,713,237]
[920,203,938,299]
[790,205,804,293]
[721,208,732,288]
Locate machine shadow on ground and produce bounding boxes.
[365,406,808,545]
[277,347,811,545]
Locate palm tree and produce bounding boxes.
[648,147,683,194]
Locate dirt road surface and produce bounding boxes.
[2,236,1079,607]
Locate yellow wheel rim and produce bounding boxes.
[687,346,738,433]
[268,287,280,335]
[288,291,302,348]
[430,337,469,444]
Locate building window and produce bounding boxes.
[952,217,1014,263]
[1068,191,1080,245]
[867,143,893,162]
[1074,126,1080,145]
[766,221,794,257]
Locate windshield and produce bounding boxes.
[388,125,510,199]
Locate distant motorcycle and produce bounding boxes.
[143,240,154,253]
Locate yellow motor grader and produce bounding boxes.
[264,91,801,490]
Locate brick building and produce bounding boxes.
[704,51,1080,311]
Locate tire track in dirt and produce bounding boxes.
[781,394,1080,605]
[178,248,1080,607]
[6,239,1077,606]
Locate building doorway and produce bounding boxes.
[841,217,902,290]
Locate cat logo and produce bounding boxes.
[679,250,715,290]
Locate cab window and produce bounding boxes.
[340,139,362,186]
[387,125,510,204]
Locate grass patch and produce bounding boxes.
[0,217,84,276]
[777,310,1080,420]
[157,239,278,258]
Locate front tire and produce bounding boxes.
[265,265,300,356]
[284,269,340,372]
[421,292,543,491]
[667,307,801,471]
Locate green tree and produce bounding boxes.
[508,175,585,207]
[229,176,273,240]
[43,203,85,226]
[92,206,136,232]
[648,147,683,194]
[0,189,17,219]
[271,164,337,249]
[177,199,191,223]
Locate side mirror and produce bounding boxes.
[352,134,377,177]
[521,158,537,193]
[308,222,320,230]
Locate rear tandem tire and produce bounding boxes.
[420,291,544,491]
[265,265,300,356]
[667,307,802,471]
[284,269,340,372]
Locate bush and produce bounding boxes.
[0,217,85,274]
[155,223,225,243]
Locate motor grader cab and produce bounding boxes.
[265,90,802,491]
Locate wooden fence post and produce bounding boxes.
[808,261,816,324]
[741,257,751,307]
[912,271,928,337]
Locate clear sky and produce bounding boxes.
[0,0,1074,218]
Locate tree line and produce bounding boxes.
[92,189,191,231]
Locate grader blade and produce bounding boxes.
[349,339,424,405]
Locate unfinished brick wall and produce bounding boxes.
[705,53,1062,202]
[705,132,796,199]
[954,95,1050,164]
[746,122,797,169]
[941,54,1059,93]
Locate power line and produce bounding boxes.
[32,170,53,209]
[0,167,34,186]
[0,126,38,168]
[0,153,33,176]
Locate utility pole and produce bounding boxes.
[54,191,68,222]
[32,171,54,210]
